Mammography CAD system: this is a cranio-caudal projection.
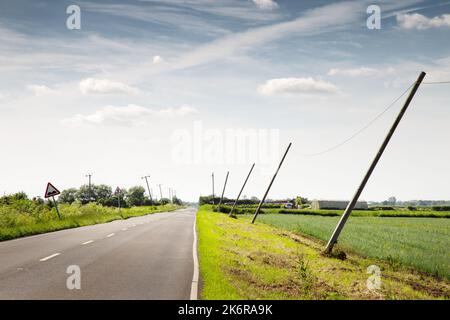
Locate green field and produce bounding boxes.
[197,206,450,299]
[0,202,181,241]
[255,214,450,279]
[217,204,450,218]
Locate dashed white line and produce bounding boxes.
[122,228,128,231]
[106,233,115,238]
[82,240,94,245]
[39,253,60,262]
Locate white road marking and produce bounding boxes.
[82,240,94,245]
[39,253,60,262]
[106,233,115,238]
[122,228,128,231]
[190,213,199,300]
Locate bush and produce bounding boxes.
[432,206,450,212]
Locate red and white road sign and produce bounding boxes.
[45,182,60,198]
[114,187,122,195]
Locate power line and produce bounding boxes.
[298,82,415,157]
[422,81,450,84]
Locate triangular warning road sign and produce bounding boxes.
[45,182,60,198]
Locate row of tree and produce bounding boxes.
[58,184,182,207]
[198,195,309,207]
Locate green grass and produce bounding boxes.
[197,206,450,300]
[0,202,182,241]
[256,214,450,279]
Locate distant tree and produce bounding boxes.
[295,196,308,207]
[76,185,93,204]
[126,186,146,206]
[159,198,170,205]
[95,185,113,205]
[172,196,182,205]
[199,195,215,205]
[387,196,397,206]
[59,188,78,204]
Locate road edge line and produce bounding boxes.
[190,211,199,300]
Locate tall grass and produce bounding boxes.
[0,201,180,241]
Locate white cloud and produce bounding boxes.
[26,85,56,96]
[397,13,450,30]
[79,78,139,95]
[258,77,339,96]
[63,104,198,127]
[152,55,163,64]
[328,67,395,77]
[252,0,278,10]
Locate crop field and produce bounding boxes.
[256,214,450,279]
[0,202,181,241]
[217,204,450,218]
[197,206,450,299]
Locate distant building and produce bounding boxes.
[311,200,368,210]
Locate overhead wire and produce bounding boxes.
[297,82,415,157]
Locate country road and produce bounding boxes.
[0,207,197,299]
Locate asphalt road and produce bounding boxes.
[0,207,197,299]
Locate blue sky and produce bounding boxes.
[0,0,449,202]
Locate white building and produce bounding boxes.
[311,200,368,210]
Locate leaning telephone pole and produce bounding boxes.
[211,172,215,205]
[324,71,426,254]
[217,171,229,210]
[252,143,292,224]
[158,184,163,200]
[141,175,153,203]
[229,163,255,217]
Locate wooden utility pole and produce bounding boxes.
[217,171,229,210]
[211,172,215,205]
[229,163,255,217]
[141,175,153,203]
[157,184,163,200]
[85,173,92,202]
[251,143,292,224]
[324,72,426,254]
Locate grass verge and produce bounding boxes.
[197,206,449,300]
[0,203,182,241]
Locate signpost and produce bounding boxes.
[45,182,61,219]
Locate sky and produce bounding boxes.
[0,0,449,202]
